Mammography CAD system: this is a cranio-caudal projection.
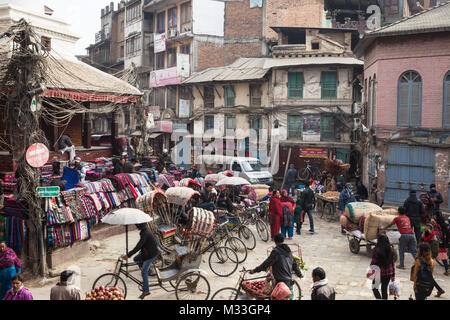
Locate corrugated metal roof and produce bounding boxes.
[183,56,363,84]
[365,2,450,38]
[263,56,363,69]
[183,58,270,84]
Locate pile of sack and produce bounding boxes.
[340,202,399,240]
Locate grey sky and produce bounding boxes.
[5,0,110,55]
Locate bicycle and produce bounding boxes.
[210,267,302,300]
[207,220,248,264]
[298,160,323,181]
[239,205,270,242]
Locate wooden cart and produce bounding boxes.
[315,194,340,222]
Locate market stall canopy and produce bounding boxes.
[102,208,153,225]
[215,176,250,186]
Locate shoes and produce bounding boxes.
[139,291,151,300]
[435,290,445,298]
[309,229,313,232]
[296,231,301,235]
[288,237,293,240]
[444,271,450,276]
[396,265,405,270]
[310,231,317,235]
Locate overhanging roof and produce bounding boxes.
[263,56,364,69]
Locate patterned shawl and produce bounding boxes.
[0,247,22,271]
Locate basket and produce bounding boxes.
[241,282,270,300]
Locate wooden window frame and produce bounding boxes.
[288,72,303,99]
[287,114,303,140]
[321,71,338,99]
[224,85,236,107]
[250,84,262,106]
[204,86,215,108]
[397,70,422,127]
[157,11,166,34]
[204,115,214,131]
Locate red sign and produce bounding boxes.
[26,143,49,168]
[149,67,182,88]
[299,147,328,158]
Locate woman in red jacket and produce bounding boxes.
[269,190,283,240]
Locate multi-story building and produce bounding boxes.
[355,2,450,209]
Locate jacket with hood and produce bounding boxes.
[403,195,425,220]
[254,244,302,286]
[300,187,315,210]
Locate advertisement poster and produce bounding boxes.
[299,147,328,158]
[154,33,166,53]
[178,99,191,118]
[177,53,190,78]
[302,114,321,141]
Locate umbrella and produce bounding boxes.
[102,208,153,266]
[215,176,250,186]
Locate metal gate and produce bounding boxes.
[385,144,435,203]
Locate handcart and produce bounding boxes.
[345,228,399,261]
[315,193,340,222]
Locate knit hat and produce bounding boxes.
[60,270,73,282]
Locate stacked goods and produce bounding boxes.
[345,202,382,225]
[320,191,340,200]
[241,280,272,299]
[364,212,397,241]
[85,286,125,300]
[382,208,399,216]
[340,214,359,232]
[243,184,270,201]
[325,158,350,177]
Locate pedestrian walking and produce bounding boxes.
[382,207,417,270]
[338,183,356,234]
[280,190,295,240]
[285,164,297,198]
[411,242,444,300]
[432,211,450,276]
[300,181,316,234]
[121,223,160,300]
[311,267,335,300]
[269,190,283,240]
[294,197,303,235]
[369,235,395,300]
[50,270,82,300]
[355,180,368,202]
[4,274,33,300]
[422,224,439,260]
[0,241,22,300]
[403,190,425,242]
[427,184,443,212]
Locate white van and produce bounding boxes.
[197,155,273,186]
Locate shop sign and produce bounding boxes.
[152,121,173,133]
[173,123,188,131]
[177,54,190,78]
[154,33,166,53]
[178,99,191,118]
[299,147,328,158]
[26,143,49,168]
[148,106,161,121]
[150,67,182,88]
[37,186,60,198]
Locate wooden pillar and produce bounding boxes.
[111,109,119,140]
[82,102,92,149]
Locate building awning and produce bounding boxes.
[149,133,164,139]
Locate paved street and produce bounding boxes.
[27,211,450,301]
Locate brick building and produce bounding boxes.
[355,2,450,209]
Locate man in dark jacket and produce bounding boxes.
[58,134,76,161]
[285,164,297,197]
[311,267,335,300]
[198,183,216,212]
[427,184,443,212]
[300,181,316,234]
[122,223,159,299]
[250,233,303,290]
[403,190,425,242]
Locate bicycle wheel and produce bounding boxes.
[225,237,248,264]
[291,280,302,300]
[208,246,239,277]
[92,273,127,299]
[238,225,256,250]
[211,287,239,300]
[175,272,210,300]
[324,203,334,222]
[256,219,270,242]
[298,168,310,181]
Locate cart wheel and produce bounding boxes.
[238,225,256,250]
[256,219,270,242]
[175,271,210,300]
[291,279,302,300]
[92,273,127,300]
[211,287,240,300]
[208,246,239,277]
[316,200,324,217]
[324,203,334,222]
[349,238,360,254]
[225,237,248,264]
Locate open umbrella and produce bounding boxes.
[102,208,153,267]
[215,176,250,186]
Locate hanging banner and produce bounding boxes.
[299,147,328,158]
[302,114,321,142]
[154,33,166,53]
[26,143,49,168]
[150,67,182,88]
[177,53,190,78]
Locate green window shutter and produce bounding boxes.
[320,114,335,141]
[288,114,303,140]
[321,71,337,99]
[288,72,303,99]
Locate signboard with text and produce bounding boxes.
[154,33,166,53]
[37,186,60,198]
[150,67,183,88]
[299,147,328,158]
[26,143,49,168]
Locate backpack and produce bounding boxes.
[282,205,293,228]
[415,258,434,296]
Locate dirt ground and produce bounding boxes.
[26,214,450,301]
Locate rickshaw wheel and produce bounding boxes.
[175,272,210,300]
[349,238,360,254]
[92,273,127,300]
